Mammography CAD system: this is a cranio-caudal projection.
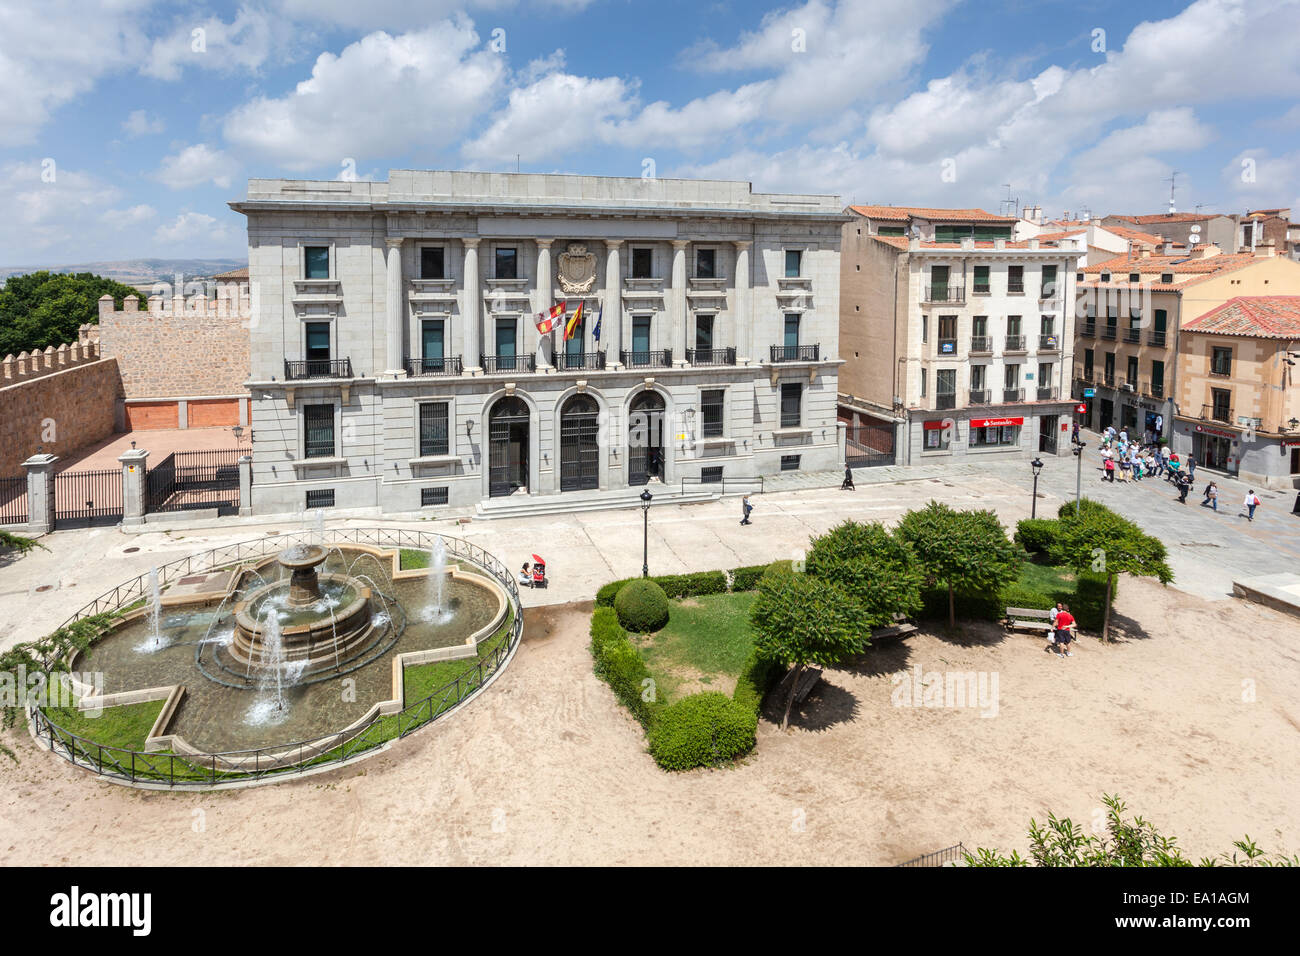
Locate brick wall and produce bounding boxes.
[98,295,250,400]
[0,358,123,479]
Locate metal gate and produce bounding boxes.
[845,422,895,468]
[488,398,529,497]
[54,468,123,526]
[147,449,241,515]
[559,396,599,491]
[628,396,664,486]
[0,475,28,526]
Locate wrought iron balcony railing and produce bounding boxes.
[1004,335,1026,351]
[405,356,462,377]
[481,353,536,374]
[769,344,820,363]
[556,350,607,371]
[1201,403,1234,424]
[686,347,737,367]
[970,336,993,353]
[1037,387,1057,401]
[1039,334,1061,350]
[1081,321,1097,336]
[1002,387,1025,403]
[1123,328,1142,344]
[969,388,991,405]
[1101,325,1118,340]
[1148,331,1167,347]
[924,285,966,303]
[620,349,673,369]
[284,358,352,381]
[935,392,957,410]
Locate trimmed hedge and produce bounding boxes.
[1058,497,1113,522]
[1001,583,1055,611]
[614,579,671,633]
[648,692,757,770]
[1072,572,1117,631]
[732,647,782,716]
[589,607,659,727]
[1014,518,1061,556]
[919,587,1005,623]
[596,570,729,607]
[729,564,770,593]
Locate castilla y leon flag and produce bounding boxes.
[534,299,566,335]
[564,299,584,341]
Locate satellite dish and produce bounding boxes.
[1190,224,1201,234]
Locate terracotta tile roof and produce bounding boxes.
[1110,213,1224,224]
[1034,229,1087,243]
[848,205,1016,223]
[213,267,248,280]
[870,236,1080,252]
[1078,250,1265,291]
[1182,296,1300,338]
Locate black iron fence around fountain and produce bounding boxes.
[30,528,523,788]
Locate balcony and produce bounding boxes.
[1007,280,1025,295]
[1002,387,1025,403]
[556,351,607,371]
[1201,404,1234,424]
[1102,373,1116,388]
[1209,366,1232,378]
[937,338,958,356]
[972,283,990,296]
[686,347,737,367]
[923,285,966,304]
[1081,322,1097,337]
[1101,325,1117,340]
[481,354,536,374]
[1004,335,1026,352]
[1077,368,1094,384]
[769,344,821,363]
[1148,331,1167,347]
[1123,328,1142,344]
[969,388,992,405]
[935,392,957,410]
[405,356,463,378]
[1038,334,1061,351]
[970,336,993,354]
[1037,387,1057,401]
[284,358,352,381]
[1143,381,1165,399]
[620,349,673,369]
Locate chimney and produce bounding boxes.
[1256,240,1277,258]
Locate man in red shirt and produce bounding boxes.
[1054,604,1078,658]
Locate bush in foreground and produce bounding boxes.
[613,578,670,633]
[1014,518,1060,556]
[648,692,757,770]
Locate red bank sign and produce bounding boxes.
[970,417,1024,428]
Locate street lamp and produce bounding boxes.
[1030,457,1044,519]
[1071,441,1086,516]
[640,489,653,578]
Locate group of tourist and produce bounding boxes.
[1096,426,1263,520]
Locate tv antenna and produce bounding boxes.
[1164,171,1179,214]
[999,183,1018,218]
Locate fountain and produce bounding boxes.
[423,536,450,624]
[136,568,166,652]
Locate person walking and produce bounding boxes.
[841,466,855,491]
[740,495,754,526]
[1176,471,1191,504]
[1243,489,1260,522]
[1053,604,1078,658]
[1071,421,1080,445]
[1202,481,1218,511]
[1187,454,1197,481]
[1103,455,1116,482]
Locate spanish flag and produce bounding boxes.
[564,299,584,341]
[535,299,566,335]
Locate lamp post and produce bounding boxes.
[1071,441,1086,516]
[640,489,653,577]
[1030,457,1044,519]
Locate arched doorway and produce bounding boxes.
[488,396,530,497]
[628,390,666,485]
[559,394,600,491]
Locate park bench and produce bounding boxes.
[777,666,824,705]
[872,614,919,641]
[1004,607,1054,633]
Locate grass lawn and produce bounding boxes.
[1017,560,1076,599]
[635,591,756,703]
[42,698,165,751]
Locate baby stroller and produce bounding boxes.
[531,554,547,589]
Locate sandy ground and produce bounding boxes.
[3,576,1297,866]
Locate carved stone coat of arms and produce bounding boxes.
[556,242,597,294]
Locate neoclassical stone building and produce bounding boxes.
[230,171,845,513]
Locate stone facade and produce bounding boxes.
[0,358,123,479]
[230,170,846,514]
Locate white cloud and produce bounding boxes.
[276,0,595,31]
[0,160,124,259]
[141,6,286,81]
[123,109,165,137]
[101,204,157,227]
[154,144,240,190]
[222,22,506,170]
[155,211,230,244]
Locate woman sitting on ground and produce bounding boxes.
[519,562,532,587]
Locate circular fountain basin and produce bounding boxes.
[230,574,375,669]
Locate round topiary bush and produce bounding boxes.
[613,578,670,633]
[648,692,758,770]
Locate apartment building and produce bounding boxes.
[1240,208,1300,260]
[1072,242,1300,451]
[1174,296,1300,488]
[840,206,1083,463]
[229,170,845,514]
[1102,212,1239,253]
[1018,217,1162,266]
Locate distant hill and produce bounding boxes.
[0,258,248,290]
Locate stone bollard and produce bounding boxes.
[238,455,253,517]
[118,448,150,528]
[22,454,58,535]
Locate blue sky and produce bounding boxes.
[2,0,1298,265]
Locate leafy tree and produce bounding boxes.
[750,567,869,730]
[0,271,141,357]
[966,794,1297,867]
[1056,506,1173,641]
[805,519,924,623]
[897,501,1021,628]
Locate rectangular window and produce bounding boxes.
[305,322,331,361]
[936,368,956,401]
[420,247,445,279]
[1007,315,1022,335]
[421,487,449,507]
[695,315,715,352]
[920,368,927,398]
[1151,359,1164,391]
[876,225,905,236]
[1041,264,1058,296]
[495,318,516,358]
[924,425,950,451]
[1211,387,1231,420]
[494,246,518,279]
[1154,309,1167,333]
[973,265,990,293]
[631,247,654,279]
[971,426,1020,447]
[780,382,802,427]
[418,402,449,457]
[304,405,335,459]
[701,466,724,483]
[970,364,985,389]
[938,315,957,339]
[305,489,335,509]
[1104,352,1115,377]
[701,389,724,438]
[780,455,801,471]
[695,248,716,279]
[421,320,445,363]
[1007,265,1024,293]
[1039,362,1053,388]
[1211,346,1233,375]
[783,313,800,349]
[632,315,651,354]
[972,315,988,337]
[1004,364,1020,389]
[1126,355,1138,383]
[304,246,330,279]
[1084,348,1094,378]
[1040,314,1055,335]
[921,314,928,343]
[784,249,802,278]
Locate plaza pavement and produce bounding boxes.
[2,436,1296,652]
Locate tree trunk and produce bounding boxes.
[781,664,804,731]
[1102,572,1114,642]
[948,582,956,630]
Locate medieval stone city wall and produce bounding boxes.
[0,356,123,480]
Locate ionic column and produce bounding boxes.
[463,238,482,372]
[534,239,554,368]
[672,239,688,366]
[605,240,623,366]
[384,237,405,377]
[733,240,752,363]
